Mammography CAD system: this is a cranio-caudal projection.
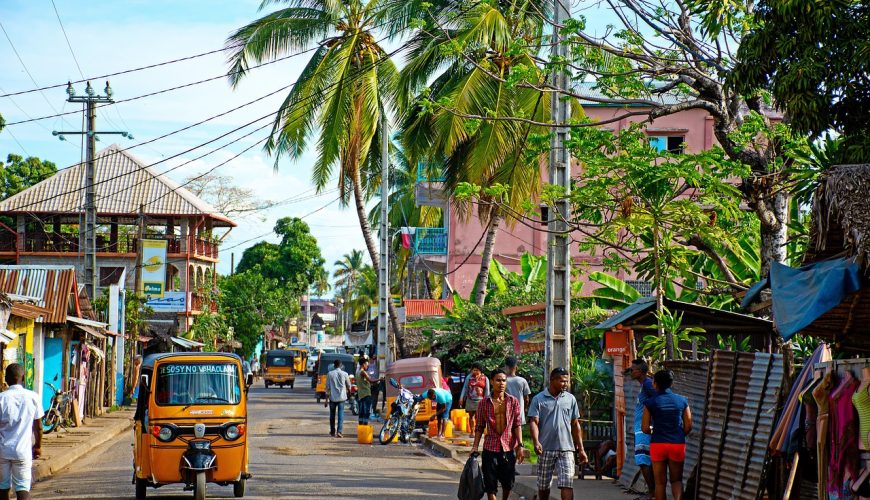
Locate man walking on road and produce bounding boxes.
[325,359,352,438]
[529,367,587,500]
[472,369,524,500]
[504,356,531,425]
[628,359,656,499]
[0,363,44,500]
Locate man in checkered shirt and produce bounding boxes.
[471,368,524,500]
[529,367,587,500]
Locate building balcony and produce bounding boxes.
[0,233,218,260]
[413,227,448,256]
[404,298,454,318]
[416,163,449,209]
[417,163,447,183]
[191,292,218,313]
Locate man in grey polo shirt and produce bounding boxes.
[529,367,587,500]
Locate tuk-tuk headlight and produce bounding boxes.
[223,423,245,441]
[151,425,175,442]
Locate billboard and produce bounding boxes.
[510,313,546,354]
[140,239,167,297]
[146,291,187,312]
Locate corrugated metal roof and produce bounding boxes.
[695,350,785,499]
[574,81,691,107]
[0,265,79,323]
[596,296,656,329]
[0,144,235,227]
[404,298,455,317]
[596,296,772,331]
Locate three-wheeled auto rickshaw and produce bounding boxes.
[315,352,356,404]
[385,357,444,426]
[263,349,296,389]
[287,347,308,375]
[133,352,252,500]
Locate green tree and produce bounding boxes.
[237,218,325,297]
[227,0,407,356]
[399,0,575,306]
[236,241,281,275]
[0,154,57,200]
[733,0,870,163]
[218,270,298,357]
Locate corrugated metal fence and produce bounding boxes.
[618,360,709,494]
[695,351,785,499]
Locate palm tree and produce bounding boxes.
[398,0,572,306]
[333,249,366,331]
[227,0,407,355]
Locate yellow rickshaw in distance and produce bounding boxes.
[133,352,252,500]
[385,357,444,425]
[315,353,356,404]
[263,350,296,389]
[287,347,308,375]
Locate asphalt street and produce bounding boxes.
[31,375,462,499]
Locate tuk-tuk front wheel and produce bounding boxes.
[135,477,147,499]
[234,478,246,497]
[194,472,206,500]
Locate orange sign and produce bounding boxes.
[605,328,633,355]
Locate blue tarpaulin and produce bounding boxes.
[751,258,861,339]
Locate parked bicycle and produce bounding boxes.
[43,376,75,433]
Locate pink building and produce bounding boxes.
[412,88,718,299]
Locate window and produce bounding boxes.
[266,355,293,367]
[625,280,653,297]
[154,362,241,406]
[399,375,425,388]
[649,135,685,154]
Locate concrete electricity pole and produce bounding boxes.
[54,81,130,300]
[377,113,390,376]
[545,1,573,377]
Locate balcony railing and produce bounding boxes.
[413,227,448,255]
[191,292,218,313]
[0,232,216,258]
[417,162,447,183]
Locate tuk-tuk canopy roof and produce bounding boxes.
[318,353,356,375]
[386,357,441,374]
[141,351,241,370]
[266,349,298,357]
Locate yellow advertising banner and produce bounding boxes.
[140,239,167,298]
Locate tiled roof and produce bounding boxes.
[0,144,235,226]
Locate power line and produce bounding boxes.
[49,0,85,79]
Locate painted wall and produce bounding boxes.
[3,317,36,389]
[444,107,716,298]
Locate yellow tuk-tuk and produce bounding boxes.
[133,352,252,500]
[287,347,308,375]
[263,350,296,389]
[385,357,444,425]
[315,353,356,404]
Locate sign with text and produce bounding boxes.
[146,291,187,312]
[510,313,546,354]
[605,328,634,355]
[140,239,167,297]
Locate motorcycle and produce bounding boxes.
[379,379,420,445]
[43,377,75,434]
[348,383,359,416]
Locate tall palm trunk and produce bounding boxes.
[474,209,502,306]
[351,165,407,358]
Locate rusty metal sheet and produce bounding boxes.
[696,350,784,500]
[0,265,78,323]
[618,360,709,493]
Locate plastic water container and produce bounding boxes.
[428,420,438,437]
[357,424,373,444]
[459,415,469,433]
[444,420,454,438]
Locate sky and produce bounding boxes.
[0,0,367,280]
[0,0,617,284]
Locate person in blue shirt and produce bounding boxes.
[426,388,453,439]
[628,359,656,499]
[642,370,692,500]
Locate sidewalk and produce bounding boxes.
[33,408,134,482]
[420,433,632,500]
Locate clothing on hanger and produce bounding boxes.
[829,370,860,499]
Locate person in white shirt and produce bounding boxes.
[0,363,45,500]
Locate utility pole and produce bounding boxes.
[545,0,573,378]
[377,113,390,376]
[306,288,312,346]
[54,81,130,300]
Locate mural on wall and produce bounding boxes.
[8,317,35,389]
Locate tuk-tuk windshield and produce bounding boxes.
[266,355,294,367]
[155,362,242,406]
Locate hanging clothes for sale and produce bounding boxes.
[813,371,834,500]
[829,370,860,499]
[853,367,870,451]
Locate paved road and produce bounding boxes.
[31,376,461,499]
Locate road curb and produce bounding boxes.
[420,436,462,460]
[33,412,133,483]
